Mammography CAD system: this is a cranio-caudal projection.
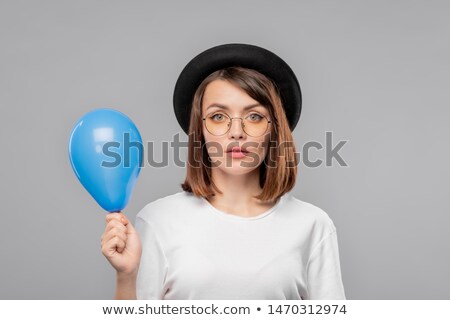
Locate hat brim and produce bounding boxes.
[173,43,302,135]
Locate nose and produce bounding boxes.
[227,117,245,139]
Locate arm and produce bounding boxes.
[100,212,141,300]
[115,271,138,300]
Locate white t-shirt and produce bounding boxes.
[135,190,346,300]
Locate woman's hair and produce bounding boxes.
[180,66,298,202]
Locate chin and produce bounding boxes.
[216,160,261,176]
[223,168,257,176]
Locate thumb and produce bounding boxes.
[121,214,137,235]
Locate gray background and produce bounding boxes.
[0,0,449,299]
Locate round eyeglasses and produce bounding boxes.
[202,111,272,137]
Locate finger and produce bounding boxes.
[120,215,138,235]
[101,223,126,244]
[106,213,130,231]
[102,228,127,245]
[104,219,127,235]
[105,212,122,224]
[105,213,138,237]
[104,236,126,256]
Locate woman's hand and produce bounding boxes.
[101,212,142,276]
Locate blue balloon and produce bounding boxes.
[68,108,143,212]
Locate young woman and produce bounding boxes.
[101,44,346,300]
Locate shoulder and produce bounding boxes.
[135,190,200,225]
[282,193,337,235]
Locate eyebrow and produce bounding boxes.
[206,103,264,111]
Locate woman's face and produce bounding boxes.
[201,79,272,176]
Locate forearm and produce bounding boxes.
[115,272,137,300]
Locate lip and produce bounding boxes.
[227,147,248,159]
[226,146,248,153]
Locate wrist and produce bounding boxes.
[117,269,138,281]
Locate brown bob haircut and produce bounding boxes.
[181,66,298,203]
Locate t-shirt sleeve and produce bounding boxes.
[306,230,346,300]
[135,216,168,299]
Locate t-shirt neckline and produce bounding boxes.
[201,193,288,221]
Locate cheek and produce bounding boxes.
[256,136,270,153]
[203,135,226,158]
[202,125,209,138]
[242,139,268,165]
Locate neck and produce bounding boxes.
[206,167,274,216]
[211,167,260,197]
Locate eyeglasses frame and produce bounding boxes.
[202,111,273,137]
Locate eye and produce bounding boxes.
[210,113,227,122]
[246,113,263,122]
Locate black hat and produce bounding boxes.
[173,43,302,135]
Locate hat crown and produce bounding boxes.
[173,43,302,134]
